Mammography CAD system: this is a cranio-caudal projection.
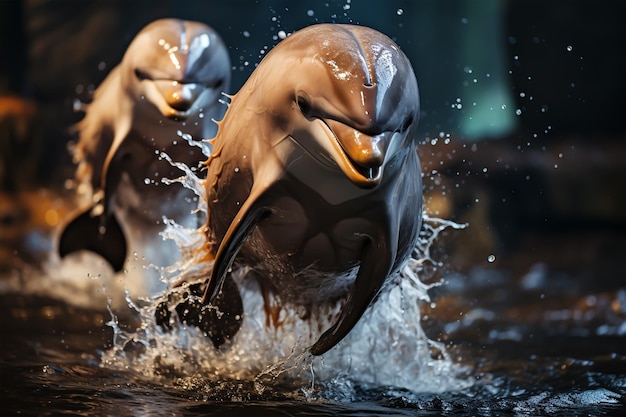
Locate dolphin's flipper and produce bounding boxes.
[309,234,395,355]
[156,189,269,349]
[202,199,271,305]
[58,207,127,272]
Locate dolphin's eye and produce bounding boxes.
[134,69,151,81]
[297,96,311,116]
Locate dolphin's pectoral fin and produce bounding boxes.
[201,201,270,305]
[58,207,127,272]
[156,194,269,348]
[309,237,394,355]
[189,194,269,347]
[59,129,129,272]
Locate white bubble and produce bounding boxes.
[566,45,573,52]
[278,30,287,39]
[72,98,84,112]
[487,254,496,263]
[397,8,404,15]
[307,9,314,16]
[242,31,250,38]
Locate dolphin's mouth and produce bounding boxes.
[349,159,380,182]
[151,80,207,121]
[321,120,383,188]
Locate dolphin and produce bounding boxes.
[58,18,231,272]
[166,24,422,355]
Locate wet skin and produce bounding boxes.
[186,24,423,355]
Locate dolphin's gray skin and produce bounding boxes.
[59,19,231,272]
[170,24,422,355]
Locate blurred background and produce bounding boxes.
[0,0,624,292]
[1,4,624,414]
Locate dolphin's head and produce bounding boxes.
[251,24,419,188]
[122,19,231,120]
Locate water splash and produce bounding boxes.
[99,155,472,397]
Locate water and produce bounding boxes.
[1,203,624,415]
[1,276,624,416]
